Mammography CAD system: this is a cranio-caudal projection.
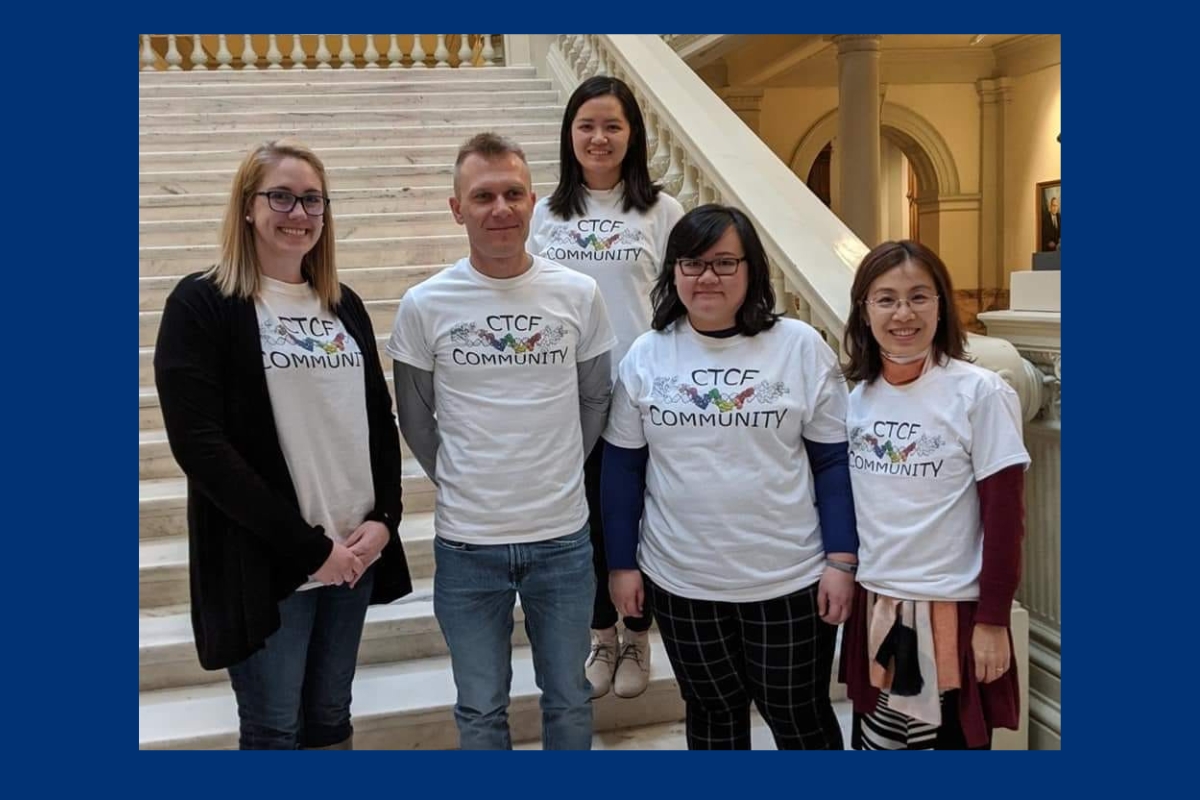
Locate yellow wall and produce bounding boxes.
[757,87,839,166]
[727,58,1059,295]
[1004,63,1061,281]
[884,84,981,192]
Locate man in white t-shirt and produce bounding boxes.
[385,133,616,750]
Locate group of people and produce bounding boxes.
[155,75,1030,752]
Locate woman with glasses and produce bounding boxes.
[599,204,856,749]
[154,139,412,749]
[838,240,1029,750]
[527,75,684,700]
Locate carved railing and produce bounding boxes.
[549,34,863,353]
[139,35,502,71]
[554,34,1049,748]
[979,309,1061,749]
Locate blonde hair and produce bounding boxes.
[207,138,341,308]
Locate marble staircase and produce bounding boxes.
[137,65,697,750]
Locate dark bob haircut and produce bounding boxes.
[651,204,780,335]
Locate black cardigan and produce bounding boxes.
[153,273,412,670]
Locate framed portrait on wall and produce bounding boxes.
[1036,180,1061,253]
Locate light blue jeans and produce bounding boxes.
[433,523,595,750]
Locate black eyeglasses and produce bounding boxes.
[676,257,746,277]
[255,190,330,216]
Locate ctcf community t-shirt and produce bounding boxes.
[603,318,849,602]
[528,184,684,367]
[847,358,1031,601]
[255,276,376,587]
[385,256,616,544]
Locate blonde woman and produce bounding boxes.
[154,139,412,750]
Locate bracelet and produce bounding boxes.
[825,559,858,574]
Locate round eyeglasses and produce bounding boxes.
[676,257,746,277]
[864,293,939,313]
[255,190,330,216]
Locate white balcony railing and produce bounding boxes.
[554,34,1059,749]
[139,35,502,71]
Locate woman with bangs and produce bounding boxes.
[599,203,856,749]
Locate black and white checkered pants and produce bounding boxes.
[645,576,843,750]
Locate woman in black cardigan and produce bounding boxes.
[154,139,412,750]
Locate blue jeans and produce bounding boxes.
[434,524,595,750]
[226,567,375,750]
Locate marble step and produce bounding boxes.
[139,140,557,172]
[138,121,561,150]
[140,294,406,348]
[137,457,427,541]
[139,497,436,611]
[138,77,551,98]
[140,181,556,220]
[139,160,558,194]
[139,89,559,113]
[515,704,856,750]
[138,66,539,84]
[140,262,441,310]
[138,637,684,750]
[140,575,518,692]
[136,462,432,538]
[140,212,463,247]
[138,214,460,248]
[139,508,436,611]
[140,212,462,247]
[138,104,563,131]
[139,365,407,433]
[138,232,464,278]
[138,414,424,482]
[139,332,394,389]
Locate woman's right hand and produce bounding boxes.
[609,569,644,618]
[312,543,365,586]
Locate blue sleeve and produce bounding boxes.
[600,441,649,570]
[803,438,858,556]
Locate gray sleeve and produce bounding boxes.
[577,351,613,455]
[393,361,439,483]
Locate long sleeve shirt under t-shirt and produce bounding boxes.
[385,256,616,545]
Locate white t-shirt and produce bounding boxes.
[528,185,684,367]
[385,256,616,544]
[255,277,376,588]
[847,358,1031,601]
[602,318,849,602]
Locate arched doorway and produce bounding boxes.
[791,104,990,330]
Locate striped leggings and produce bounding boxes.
[851,691,992,750]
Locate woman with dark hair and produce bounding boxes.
[154,139,412,749]
[599,204,856,749]
[528,75,683,700]
[839,240,1029,750]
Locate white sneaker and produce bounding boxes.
[586,626,618,699]
[613,628,651,698]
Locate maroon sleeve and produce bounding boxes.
[975,464,1026,626]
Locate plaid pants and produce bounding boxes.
[645,576,843,750]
